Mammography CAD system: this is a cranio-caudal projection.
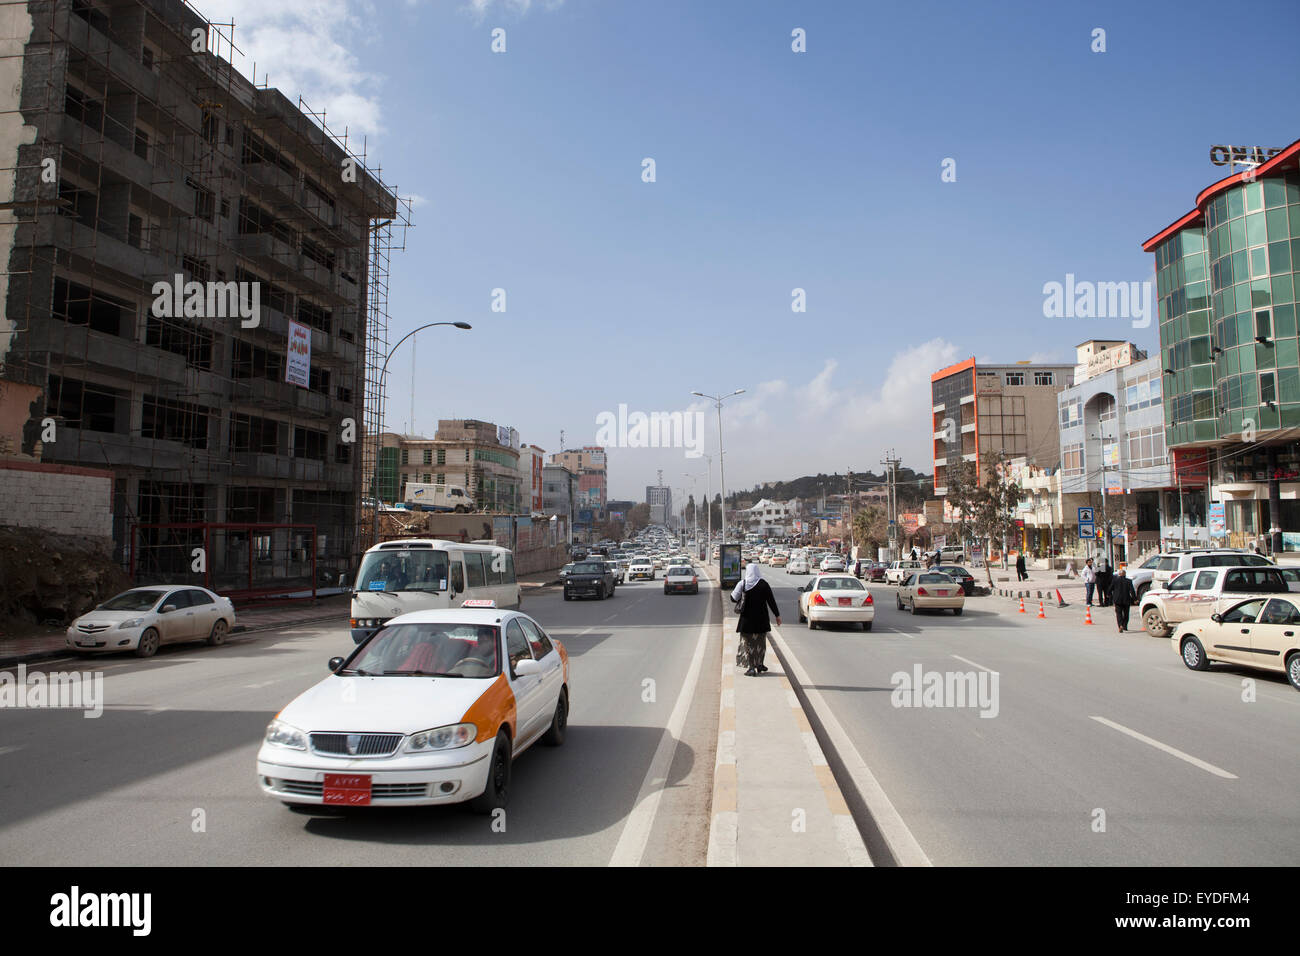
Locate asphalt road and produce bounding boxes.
[0,575,719,866]
[767,566,1300,865]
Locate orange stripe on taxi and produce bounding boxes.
[461,673,516,743]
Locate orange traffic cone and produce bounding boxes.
[1018,596,1026,613]
[1084,605,1093,625]
[1037,600,1046,619]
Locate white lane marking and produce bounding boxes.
[243,680,280,689]
[951,654,998,674]
[0,745,24,757]
[608,610,712,867]
[769,627,932,866]
[1089,715,1238,779]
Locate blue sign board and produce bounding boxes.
[1079,521,1095,539]
[1077,507,1094,525]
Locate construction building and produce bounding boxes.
[376,420,523,514]
[0,0,403,594]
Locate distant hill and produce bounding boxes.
[734,467,933,511]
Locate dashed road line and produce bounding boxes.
[1089,715,1238,779]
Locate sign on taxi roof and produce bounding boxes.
[460,599,497,608]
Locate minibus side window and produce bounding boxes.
[450,561,465,594]
[504,552,516,584]
[487,552,505,586]
[464,552,486,589]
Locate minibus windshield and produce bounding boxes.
[356,549,450,593]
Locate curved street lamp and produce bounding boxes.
[372,322,472,545]
[691,389,745,546]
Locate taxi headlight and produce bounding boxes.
[405,723,477,752]
[117,618,144,630]
[265,719,308,751]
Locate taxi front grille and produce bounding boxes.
[309,733,403,757]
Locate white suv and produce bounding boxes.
[1129,548,1275,600]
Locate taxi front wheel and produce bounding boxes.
[542,688,568,747]
[471,730,512,814]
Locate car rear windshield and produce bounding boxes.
[919,574,953,584]
[100,590,166,611]
[668,567,695,576]
[816,577,864,590]
[347,622,500,677]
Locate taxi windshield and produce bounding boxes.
[346,622,500,677]
[356,549,450,593]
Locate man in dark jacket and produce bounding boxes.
[731,563,781,677]
[1015,552,1027,581]
[1096,558,1113,607]
[1109,565,1137,633]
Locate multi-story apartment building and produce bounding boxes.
[931,357,1074,496]
[646,484,671,525]
[542,463,577,522]
[1142,138,1300,554]
[385,420,522,513]
[551,445,606,509]
[0,0,397,587]
[519,443,545,513]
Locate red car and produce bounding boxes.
[865,563,888,583]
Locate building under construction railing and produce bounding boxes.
[0,0,409,595]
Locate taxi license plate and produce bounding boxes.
[838,597,852,606]
[323,773,371,806]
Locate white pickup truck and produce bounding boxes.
[1138,565,1291,638]
[885,560,924,585]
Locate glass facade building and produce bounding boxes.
[1143,139,1300,553]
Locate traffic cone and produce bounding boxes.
[1084,605,1093,625]
[1037,600,1046,619]
[1018,596,1026,613]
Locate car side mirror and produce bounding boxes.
[515,659,542,677]
[328,656,346,671]
[160,604,177,614]
[1210,613,1222,623]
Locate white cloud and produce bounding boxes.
[204,0,386,140]
[465,0,565,20]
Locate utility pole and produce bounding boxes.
[846,468,853,555]
[880,451,901,559]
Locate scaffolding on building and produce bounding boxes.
[0,0,407,595]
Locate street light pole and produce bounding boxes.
[371,321,471,547]
[692,389,745,546]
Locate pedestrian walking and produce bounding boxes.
[1109,565,1137,633]
[730,562,781,677]
[1096,558,1113,607]
[1081,558,1096,606]
[1015,552,1027,582]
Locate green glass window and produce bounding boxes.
[1239,343,1256,372]
[1272,274,1294,304]
[1264,179,1288,208]
[1256,342,1276,370]
[1276,304,1297,338]
[1269,240,1292,272]
[1227,189,1244,219]
[1246,183,1263,212]
[1246,213,1266,247]
[1279,367,1300,402]
[1260,372,1276,405]
[1267,207,1290,241]
[1252,278,1271,307]
[1229,218,1247,251]
[1275,337,1298,370]
[1251,247,1269,277]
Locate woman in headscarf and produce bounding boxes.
[731,562,781,677]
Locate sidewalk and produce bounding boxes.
[1,577,566,668]
[0,594,352,668]
[706,567,871,866]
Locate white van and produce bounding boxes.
[350,539,520,644]
[404,482,475,512]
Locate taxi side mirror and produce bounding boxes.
[1210,613,1222,623]
[514,659,543,677]
[328,656,346,671]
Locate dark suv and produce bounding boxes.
[564,560,615,601]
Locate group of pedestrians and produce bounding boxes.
[1081,556,1138,633]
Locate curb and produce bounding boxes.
[766,628,932,867]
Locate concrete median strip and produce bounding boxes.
[707,586,871,867]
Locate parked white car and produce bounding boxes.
[67,585,236,657]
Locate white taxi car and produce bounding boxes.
[1173,595,1300,691]
[257,603,569,813]
[797,574,875,631]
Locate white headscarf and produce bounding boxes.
[732,562,762,601]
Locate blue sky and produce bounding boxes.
[212,0,1300,502]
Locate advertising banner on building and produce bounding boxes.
[1209,502,1226,539]
[901,513,920,535]
[1104,471,1123,495]
[1173,449,1211,486]
[285,320,311,387]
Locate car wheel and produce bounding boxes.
[1142,607,1170,638]
[952,608,963,616]
[861,621,872,632]
[1136,583,1149,601]
[1181,636,1211,671]
[207,618,229,646]
[135,627,160,658]
[470,730,512,814]
[1286,652,1300,691]
[798,608,806,623]
[809,618,818,630]
[896,594,904,610]
[908,599,916,615]
[542,689,568,747]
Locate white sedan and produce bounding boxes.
[787,557,810,575]
[258,606,570,812]
[66,585,236,657]
[797,574,875,630]
[819,555,847,573]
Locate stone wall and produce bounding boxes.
[0,459,113,543]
